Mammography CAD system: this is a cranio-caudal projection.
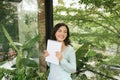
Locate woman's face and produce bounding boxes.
[55,26,67,42]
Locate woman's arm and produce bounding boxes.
[60,47,76,73]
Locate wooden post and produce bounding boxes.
[37,0,47,72]
[37,0,53,72]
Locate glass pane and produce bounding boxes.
[0,1,18,52]
[18,0,39,58]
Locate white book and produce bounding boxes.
[45,39,62,65]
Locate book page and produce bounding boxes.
[45,39,62,65]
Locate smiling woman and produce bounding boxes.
[44,23,76,80]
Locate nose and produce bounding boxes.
[61,31,65,36]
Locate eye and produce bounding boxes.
[58,29,62,32]
[64,30,67,33]
[57,28,62,32]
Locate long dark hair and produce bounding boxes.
[51,23,71,46]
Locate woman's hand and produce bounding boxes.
[56,51,62,61]
[43,50,62,61]
[43,50,49,57]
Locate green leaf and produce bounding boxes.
[87,50,96,58]
[81,74,87,80]
[22,34,40,50]
[76,43,90,69]
[76,44,89,59]
[19,58,38,67]
[2,26,19,52]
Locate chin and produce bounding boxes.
[57,39,64,42]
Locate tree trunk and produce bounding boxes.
[37,0,47,72]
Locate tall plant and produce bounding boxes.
[0,26,46,80]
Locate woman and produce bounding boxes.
[44,23,76,80]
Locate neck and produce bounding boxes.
[61,42,67,52]
[62,42,65,47]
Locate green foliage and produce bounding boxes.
[2,26,19,53]
[0,1,18,52]
[107,54,120,65]
[54,1,120,79]
[80,74,88,80]
[75,42,119,80]
[0,26,47,80]
[19,58,38,67]
[76,43,90,69]
[53,0,120,79]
[54,0,120,50]
[22,34,40,50]
[79,0,117,11]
